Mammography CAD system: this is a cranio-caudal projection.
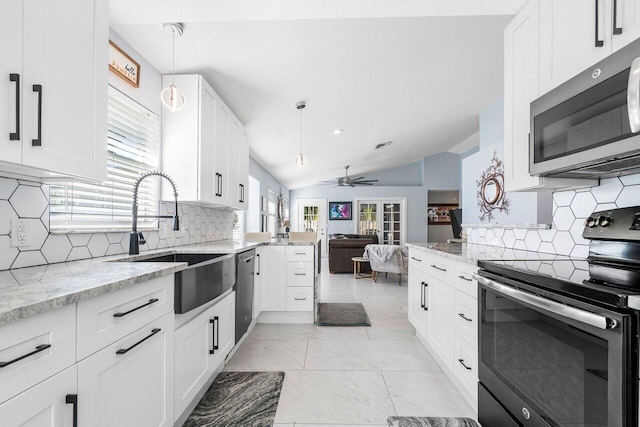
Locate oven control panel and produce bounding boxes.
[583,206,640,240]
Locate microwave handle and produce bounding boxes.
[628,57,640,133]
[473,274,618,330]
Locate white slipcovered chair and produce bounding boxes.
[362,244,408,286]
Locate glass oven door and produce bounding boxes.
[476,273,637,427]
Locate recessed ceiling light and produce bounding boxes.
[333,129,343,135]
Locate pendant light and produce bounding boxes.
[161,23,185,112]
[295,101,307,168]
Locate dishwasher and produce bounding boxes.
[235,249,255,343]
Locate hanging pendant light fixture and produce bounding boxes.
[161,23,186,112]
[295,101,307,168]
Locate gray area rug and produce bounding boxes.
[388,417,480,427]
[317,302,371,326]
[184,371,285,427]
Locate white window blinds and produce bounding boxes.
[49,86,160,231]
[268,189,277,237]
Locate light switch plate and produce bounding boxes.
[10,218,32,247]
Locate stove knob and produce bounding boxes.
[598,216,613,227]
[584,217,597,228]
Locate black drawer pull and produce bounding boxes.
[209,316,219,355]
[113,298,159,318]
[294,297,306,301]
[9,74,20,141]
[595,0,604,47]
[423,282,429,311]
[458,313,472,322]
[32,84,42,146]
[458,275,472,282]
[420,281,425,308]
[431,264,447,272]
[294,252,306,255]
[294,273,307,276]
[0,344,51,368]
[66,394,78,427]
[613,0,622,35]
[458,359,472,370]
[410,256,422,262]
[116,328,161,355]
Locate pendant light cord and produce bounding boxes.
[299,108,303,153]
[171,26,176,85]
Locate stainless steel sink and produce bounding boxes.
[134,253,235,314]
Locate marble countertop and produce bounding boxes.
[0,239,262,327]
[405,242,569,266]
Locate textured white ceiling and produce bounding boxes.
[111,1,522,189]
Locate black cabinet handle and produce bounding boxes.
[9,74,19,141]
[431,264,446,272]
[420,281,424,308]
[116,328,161,355]
[113,298,159,318]
[613,0,622,34]
[294,273,306,276]
[458,275,472,282]
[458,313,473,322]
[595,0,604,47]
[219,174,223,197]
[32,84,42,146]
[423,282,429,311]
[209,316,219,354]
[294,297,306,301]
[0,343,51,368]
[256,254,260,275]
[458,359,472,370]
[410,256,422,262]
[66,394,78,427]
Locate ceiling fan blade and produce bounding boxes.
[353,182,375,186]
[350,176,365,181]
[352,179,378,183]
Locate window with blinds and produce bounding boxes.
[268,189,277,237]
[49,86,160,231]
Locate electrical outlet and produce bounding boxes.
[10,219,32,247]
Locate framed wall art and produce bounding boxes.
[109,40,141,88]
[329,201,352,220]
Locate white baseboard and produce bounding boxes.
[258,311,313,324]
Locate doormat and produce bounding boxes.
[183,371,285,427]
[317,302,371,326]
[387,417,480,427]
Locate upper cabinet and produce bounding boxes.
[0,0,108,181]
[161,74,249,209]
[612,0,640,51]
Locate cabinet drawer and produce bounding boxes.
[286,287,313,311]
[286,261,314,286]
[454,262,478,299]
[453,333,478,402]
[408,249,428,273]
[0,304,76,404]
[425,254,454,284]
[286,246,314,261]
[77,275,174,360]
[454,290,478,349]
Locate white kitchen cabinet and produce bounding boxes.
[426,277,455,371]
[213,100,232,206]
[407,266,429,333]
[229,117,249,210]
[0,0,108,181]
[504,0,598,192]
[612,0,640,51]
[0,365,77,427]
[258,245,286,311]
[78,312,174,427]
[253,256,262,319]
[174,291,235,421]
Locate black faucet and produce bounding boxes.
[129,171,180,255]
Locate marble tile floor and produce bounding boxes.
[223,258,477,426]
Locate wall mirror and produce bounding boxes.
[476,151,509,221]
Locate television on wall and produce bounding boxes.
[329,202,352,220]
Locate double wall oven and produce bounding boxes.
[475,206,640,426]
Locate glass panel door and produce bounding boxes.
[302,206,319,232]
[356,200,405,245]
[382,202,401,245]
[358,203,378,236]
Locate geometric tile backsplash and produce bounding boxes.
[0,176,234,271]
[465,174,640,257]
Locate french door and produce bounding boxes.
[296,198,327,257]
[355,198,406,245]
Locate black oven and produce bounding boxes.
[476,272,637,427]
[530,37,640,178]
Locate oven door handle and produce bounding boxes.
[473,274,618,330]
[628,57,640,133]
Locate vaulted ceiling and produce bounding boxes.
[111,0,525,189]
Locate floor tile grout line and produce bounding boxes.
[380,370,399,417]
[302,339,310,370]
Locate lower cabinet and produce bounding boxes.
[174,291,235,421]
[0,365,77,426]
[425,277,456,371]
[78,312,175,427]
[258,246,286,311]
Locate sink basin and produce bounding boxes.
[134,252,235,314]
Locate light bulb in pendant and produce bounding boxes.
[161,84,185,111]
[295,153,307,168]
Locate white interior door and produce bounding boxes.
[296,198,327,257]
[355,198,406,245]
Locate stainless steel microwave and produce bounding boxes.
[530,38,640,178]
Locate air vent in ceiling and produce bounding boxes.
[375,141,392,150]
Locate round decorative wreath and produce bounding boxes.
[475,150,509,222]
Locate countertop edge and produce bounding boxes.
[406,243,478,266]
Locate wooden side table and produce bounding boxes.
[351,256,372,279]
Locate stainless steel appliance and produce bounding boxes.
[235,249,255,344]
[135,253,235,314]
[530,38,640,178]
[476,206,640,426]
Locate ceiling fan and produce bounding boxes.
[318,166,378,187]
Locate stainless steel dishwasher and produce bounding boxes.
[235,249,255,343]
